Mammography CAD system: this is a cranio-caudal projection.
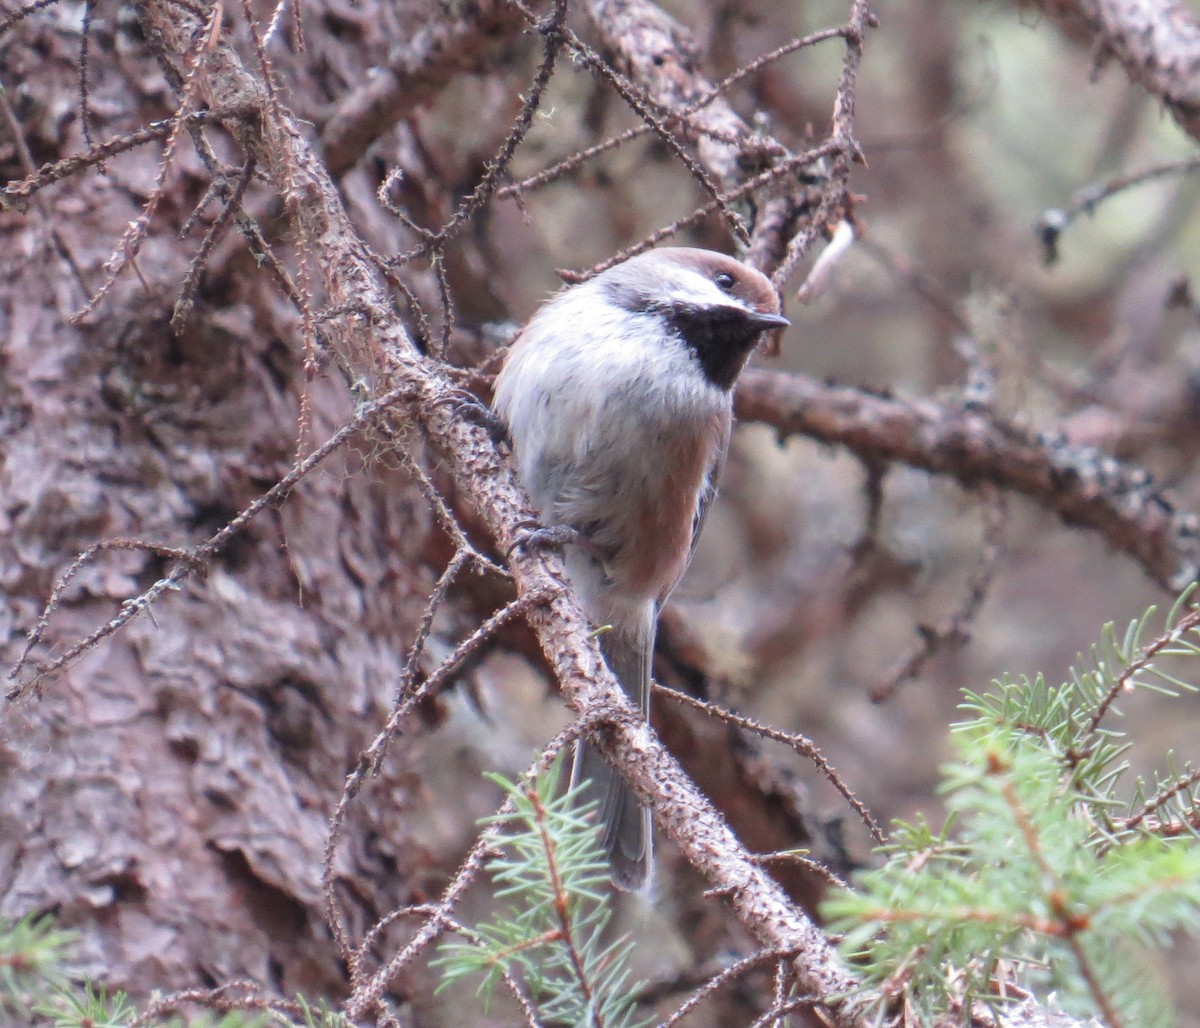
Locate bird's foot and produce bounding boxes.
[507,523,607,564]
[447,387,509,443]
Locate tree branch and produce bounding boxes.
[1025,0,1200,143]
[735,367,1200,590]
[320,0,526,176]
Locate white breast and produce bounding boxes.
[494,282,732,612]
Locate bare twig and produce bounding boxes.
[171,156,257,330]
[71,0,223,323]
[390,0,569,266]
[0,73,90,296]
[320,0,525,176]
[1038,153,1200,264]
[128,980,301,1028]
[656,947,802,1027]
[872,488,1008,702]
[656,683,884,844]
[496,25,845,202]
[0,0,62,40]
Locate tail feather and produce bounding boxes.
[571,620,653,890]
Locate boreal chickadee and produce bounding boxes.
[493,247,788,889]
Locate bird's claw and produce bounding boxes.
[447,388,509,443]
[507,523,606,564]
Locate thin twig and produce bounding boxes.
[1038,154,1200,265]
[872,488,1007,702]
[7,384,418,699]
[655,683,884,844]
[656,948,802,1027]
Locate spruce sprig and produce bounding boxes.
[434,767,649,1027]
[36,980,138,1028]
[0,913,77,1018]
[823,596,1200,1026]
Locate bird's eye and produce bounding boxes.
[714,271,736,292]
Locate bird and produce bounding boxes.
[492,247,788,888]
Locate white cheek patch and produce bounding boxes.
[655,266,732,310]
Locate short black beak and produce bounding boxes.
[746,311,790,331]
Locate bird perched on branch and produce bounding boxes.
[493,247,788,888]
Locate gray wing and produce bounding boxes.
[684,414,732,575]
